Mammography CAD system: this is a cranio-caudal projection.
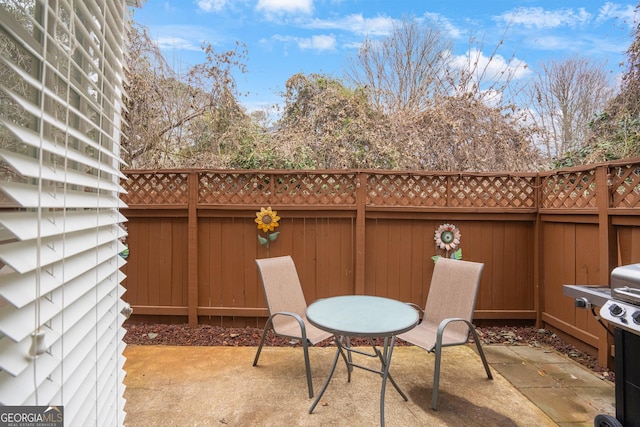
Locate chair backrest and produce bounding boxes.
[255,255,309,333]
[423,258,484,343]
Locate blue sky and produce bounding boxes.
[131,1,638,113]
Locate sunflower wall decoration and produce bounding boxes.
[432,223,462,262]
[255,206,280,255]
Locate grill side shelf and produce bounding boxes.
[562,285,612,308]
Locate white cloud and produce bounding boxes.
[342,41,362,50]
[527,35,571,51]
[197,0,227,12]
[421,12,462,39]
[156,36,202,51]
[163,2,177,12]
[597,2,638,24]
[523,32,629,57]
[305,14,395,36]
[149,25,218,52]
[497,7,592,29]
[452,48,531,83]
[448,49,532,107]
[298,34,336,51]
[305,12,461,43]
[256,0,313,15]
[270,33,336,52]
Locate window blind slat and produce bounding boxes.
[0,248,124,309]
[0,337,32,377]
[0,366,34,402]
[0,210,126,241]
[0,296,59,342]
[0,227,124,274]
[0,83,124,166]
[0,50,123,155]
[0,150,121,192]
[0,182,125,209]
[0,119,126,179]
[0,268,125,386]
[0,255,123,346]
[0,350,58,404]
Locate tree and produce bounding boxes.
[257,73,399,169]
[123,17,542,172]
[345,17,541,172]
[584,4,640,164]
[522,56,615,164]
[391,94,541,172]
[123,22,252,168]
[346,16,453,114]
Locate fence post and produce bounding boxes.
[533,174,542,328]
[354,172,367,294]
[596,165,616,367]
[188,172,199,326]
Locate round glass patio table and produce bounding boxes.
[306,295,419,427]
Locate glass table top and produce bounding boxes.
[306,295,418,337]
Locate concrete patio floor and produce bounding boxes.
[122,344,614,426]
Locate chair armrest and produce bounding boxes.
[405,302,424,320]
[436,317,476,345]
[266,311,309,342]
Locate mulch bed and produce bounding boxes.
[123,323,615,382]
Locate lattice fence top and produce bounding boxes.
[610,164,640,209]
[367,174,448,207]
[198,172,358,206]
[540,170,598,209]
[366,174,537,208]
[120,161,640,211]
[121,172,190,206]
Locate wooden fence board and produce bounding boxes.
[409,220,428,307]
[619,226,640,265]
[470,221,491,310]
[171,220,188,307]
[503,222,518,309]
[491,223,506,309]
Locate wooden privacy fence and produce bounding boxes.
[120,159,640,366]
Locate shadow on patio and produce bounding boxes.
[122,343,613,426]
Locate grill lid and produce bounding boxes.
[611,263,640,290]
[611,263,640,305]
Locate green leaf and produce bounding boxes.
[119,244,129,259]
[432,255,441,263]
[451,248,462,260]
[258,235,268,246]
[268,231,280,241]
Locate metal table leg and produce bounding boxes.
[308,335,407,427]
[308,336,343,414]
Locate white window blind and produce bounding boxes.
[0,0,137,425]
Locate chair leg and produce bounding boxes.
[430,320,494,410]
[253,314,316,398]
[468,327,493,380]
[252,321,272,367]
[301,338,314,398]
[431,339,443,410]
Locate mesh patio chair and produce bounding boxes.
[398,257,493,410]
[253,255,333,398]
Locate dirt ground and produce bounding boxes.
[123,323,615,382]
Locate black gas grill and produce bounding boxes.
[564,263,640,427]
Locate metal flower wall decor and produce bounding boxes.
[432,223,462,262]
[255,206,280,255]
